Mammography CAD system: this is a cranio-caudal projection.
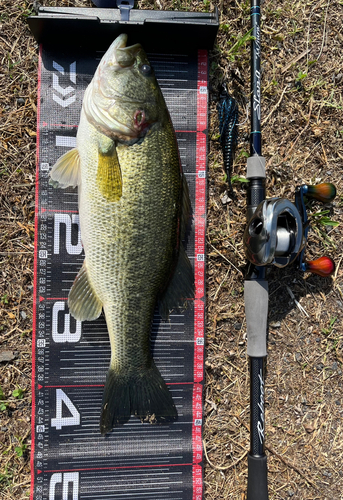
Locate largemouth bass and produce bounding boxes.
[50,34,194,434]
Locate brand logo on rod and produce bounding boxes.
[257,368,265,444]
[253,69,261,120]
[255,25,261,59]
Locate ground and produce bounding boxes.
[0,0,342,499]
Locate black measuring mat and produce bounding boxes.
[31,45,208,500]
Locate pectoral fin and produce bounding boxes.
[97,144,122,202]
[49,148,81,188]
[68,261,102,322]
[158,244,194,320]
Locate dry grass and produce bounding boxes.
[0,0,342,499]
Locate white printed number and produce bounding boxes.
[54,214,82,255]
[49,472,79,500]
[52,302,81,343]
[51,389,80,430]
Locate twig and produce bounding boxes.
[0,252,33,255]
[317,0,330,61]
[213,269,230,301]
[261,86,288,126]
[333,253,343,282]
[271,98,313,169]
[281,49,310,75]
[286,286,309,317]
[265,444,318,489]
[11,183,35,188]
[203,439,248,471]
[208,242,243,276]
[224,238,245,260]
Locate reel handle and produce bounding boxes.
[304,183,336,203]
[302,256,335,277]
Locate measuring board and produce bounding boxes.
[31,44,207,500]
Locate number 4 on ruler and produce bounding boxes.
[51,389,80,430]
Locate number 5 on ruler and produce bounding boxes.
[51,389,80,429]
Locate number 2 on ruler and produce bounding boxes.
[51,389,80,429]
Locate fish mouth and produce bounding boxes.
[101,33,142,70]
[114,35,141,68]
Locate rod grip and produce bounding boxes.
[247,454,269,500]
[244,280,268,357]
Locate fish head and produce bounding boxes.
[83,34,163,142]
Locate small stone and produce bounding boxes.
[0,351,15,363]
[332,362,338,371]
[220,191,232,205]
[17,97,25,106]
[1,426,8,432]
[295,352,301,362]
[234,323,242,330]
[20,310,27,320]
[288,490,295,497]
[270,321,281,328]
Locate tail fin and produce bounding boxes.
[100,361,177,435]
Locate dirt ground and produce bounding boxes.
[0,0,342,499]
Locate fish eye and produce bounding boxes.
[139,64,152,76]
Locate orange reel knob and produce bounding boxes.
[305,256,335,277]
[305,183,336,203]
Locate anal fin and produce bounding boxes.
[68,261,102,321]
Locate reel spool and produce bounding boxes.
[243,182,336,276]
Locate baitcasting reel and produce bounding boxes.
[243,182,336,276]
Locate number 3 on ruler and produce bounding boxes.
[51,389,80,429]
[49,472,79,500]
[52,302,81,343]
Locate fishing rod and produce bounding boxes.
[243,1,336,498]
[244,2,268,497]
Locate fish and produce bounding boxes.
[49,34,194,434]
